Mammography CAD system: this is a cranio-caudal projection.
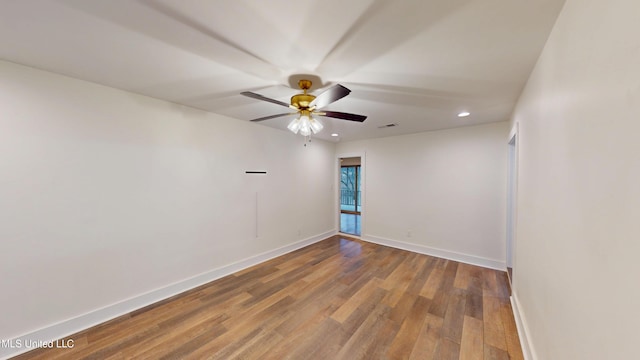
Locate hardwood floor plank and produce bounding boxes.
[181,295,294,359]
[484,345,510,360]
[274,280,346,337]
[420,267,445,299]
[300,252,343,283]
[11,236,523,360]
[467,271,484,297]
[331,278,383,323]
[406,256,436,295]
[454,263,474,289]
[380,253,419,291]
[337,262,383,300]
[232,265,280,283]
[387,295,431,359]
[371,248,406,280]
[428,261,459,318]
[465,291,484,321]
[340,287,389,337]
[482,295,508,351]
[261,303,341,360]
[335,303,392,360]
[129,314,228,359]
[388,291,419,324]
[382,256,428,308]
[361,318,399,359]
[460,315,484,360]
[495,271,512,298]
[482,268,500,297]
[157,323,228,359]
[500,300,524,360]
[282,318,346,360]
[209,326,270,360]
[409,313,444,360]
[434,337,461,360]
[223,326,283,360]
[441,289,467,343]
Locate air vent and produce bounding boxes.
[378,123,398,129]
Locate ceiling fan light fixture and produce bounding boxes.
[299,114,312,136]
[458,111,471,117]
[309,118,323,134]
[287,117,301,134]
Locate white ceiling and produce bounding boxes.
[0,0,565,142]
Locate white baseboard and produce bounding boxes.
[337,232,362,239]
[511,293,537,360]
[0,230,336,360]
[361,235,505,270]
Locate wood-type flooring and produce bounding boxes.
[13,235,523,360]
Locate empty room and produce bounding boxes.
[1,0,638,359]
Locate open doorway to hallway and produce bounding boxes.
[339,157,361,236]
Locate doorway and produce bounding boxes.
[506,132,518,284]
[339,157,361,236]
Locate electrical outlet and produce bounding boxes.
[407,230,412,238]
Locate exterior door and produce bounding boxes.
[340,165,361,214]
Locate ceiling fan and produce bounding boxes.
[241,80,367,136]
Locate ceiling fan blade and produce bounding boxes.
[309,84,351,109]
[319,111,367,122]
[249,113,295,122]
[241,91,292,108]
[139,1,281,81]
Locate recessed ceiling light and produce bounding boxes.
[458,111,471,117]
[331,133,339,137]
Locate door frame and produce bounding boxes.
[336,152,365,237]
[506,123,519,285]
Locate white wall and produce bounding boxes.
[510,0,640,358]
[0,60,335,345]
[337,122,509,268]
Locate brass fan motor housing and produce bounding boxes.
[290,79,316,109]
[291,93,315,109]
